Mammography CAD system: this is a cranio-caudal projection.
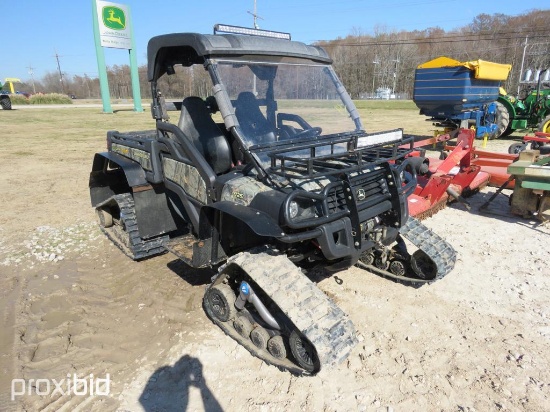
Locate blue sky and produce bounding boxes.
[3,0,545,82]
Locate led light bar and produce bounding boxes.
[214,24,291,40]
[356,129,403,148]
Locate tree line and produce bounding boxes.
[15,9,550,100]
[323,9,550,98]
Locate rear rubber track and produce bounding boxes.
[99,193,167,260]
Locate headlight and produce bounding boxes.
[285,199,316,222]
[282,193,322,229]
[289,201,299,219]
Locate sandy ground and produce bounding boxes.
[1,106,550,411]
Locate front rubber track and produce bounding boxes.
[203,248,358,375]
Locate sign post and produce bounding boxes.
[128,5,143,112]
[92,0,112,113]
[92,0,143,113]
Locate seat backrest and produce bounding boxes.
[234,92,276,144]
[178,96,232,175]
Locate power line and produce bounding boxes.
[321,28,550,42]
[307,10,550,41]
[316,26,550,46]
[318,33,550,47]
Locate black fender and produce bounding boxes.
[89,152,149,206]
[89,152,177,239]
[199,201,284,242]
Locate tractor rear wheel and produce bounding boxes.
[494,101,510,139]
[500,126,516,138]
[0,95,12,110]
[538,115,550,135]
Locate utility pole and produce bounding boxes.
[27,65,36,94]
[391,58,400,95]
[518,36,528,95]
[247,0,263,96]
[54,51,65,94]
[372,58,380,94]
[247,0,263,29]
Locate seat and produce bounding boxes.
[178,96,232,175]
[234,92,276,144]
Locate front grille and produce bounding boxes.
[327,168,391,214]
[327,186,347,212]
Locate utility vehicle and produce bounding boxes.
[89,25,455,374]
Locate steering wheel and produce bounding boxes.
[290,127,322,139]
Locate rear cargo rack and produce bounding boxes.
[266,133,414,179]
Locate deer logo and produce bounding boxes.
[102,6,126,30]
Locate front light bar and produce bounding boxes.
[213,24,291,40]
[356,129,403,149]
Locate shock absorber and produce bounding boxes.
[235,281,281,330]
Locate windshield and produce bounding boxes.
[214,59,361,148]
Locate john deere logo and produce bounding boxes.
[356,188,366,201]
[102,6,126,30]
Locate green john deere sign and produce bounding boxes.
[93,0,142,113]
[96,1,131,49]
[102,6,126,30]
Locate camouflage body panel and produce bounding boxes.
[112,143,153,171]
[220,176,272,206]
[163,157,207,203]
[291,176,330,192]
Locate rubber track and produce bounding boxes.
[356,217,456,286]
[208,249,358,374]
[99,193,167,260]
[399,217,457,282]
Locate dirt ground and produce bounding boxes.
[1,104,549,411]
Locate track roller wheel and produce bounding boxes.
[96,207,113,228]
[359,251,375,265]
[250,326,270,350]
[233,314,253,337]
[389,260,406,277]
[411,250,437,280]
[289,330,319,373]
[205,284,236,322]
[374,256,389,270]
[267,336,287,359]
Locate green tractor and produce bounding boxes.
[497,68,550,138]
[0,81,12,110]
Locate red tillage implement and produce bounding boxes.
[404,129,490,219]
[471,149,516,188]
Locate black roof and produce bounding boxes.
[147,33,332,82]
